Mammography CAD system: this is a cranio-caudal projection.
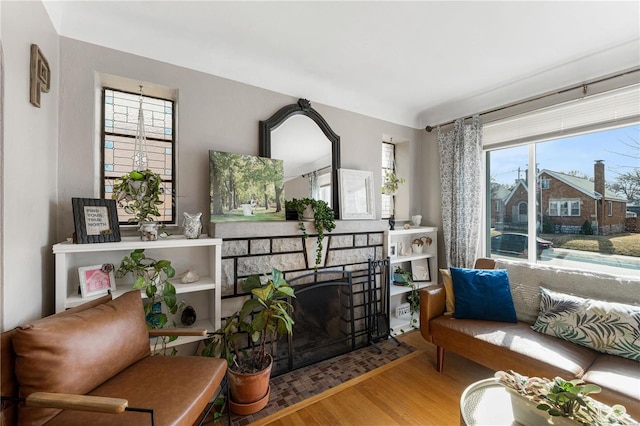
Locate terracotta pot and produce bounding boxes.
[227,355,273,414]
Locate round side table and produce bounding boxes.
[460,378,515,426]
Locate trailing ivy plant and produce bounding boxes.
[112,169,164,223]
[116,248,185,355]
[285,198,336,269]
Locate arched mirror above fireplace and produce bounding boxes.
[259,99,341,218]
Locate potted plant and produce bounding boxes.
[116,248,185,355]
[411,236,433,254]
[381,171,405,230]
[112,169,165,240]
[202,268,295,414]
[284,198,336,269]
[393,266,420,333]
[392,266,411,285]
[496,370,633,425]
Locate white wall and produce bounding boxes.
[57,37,423,240]
[1,1,59,329]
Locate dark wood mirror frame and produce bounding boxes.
[259,98,341,218]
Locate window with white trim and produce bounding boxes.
[484,80,639,277]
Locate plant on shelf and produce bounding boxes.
[202,268,295,414]
[112,169,165,240]
[285,197,336,269]
[116,248,185,355]
[496,370,633,425]
[411,236,433,247]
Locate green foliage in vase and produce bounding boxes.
[381,171,405,195]
[285,198,336,268]
[112,169,165,223]
[202,269,295,374]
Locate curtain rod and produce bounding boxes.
[424,67,640,132]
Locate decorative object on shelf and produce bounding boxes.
[395,302,411,319]
[338,169,375,220]
[72,198,121,244]
[388,242,398,258]
[411,236,433,254]
[392,266,411,286]
[284,197,336,269]
[182,211,202,239]
[411,258,431,282]
[209,150,285,223]
[78,263,116,298]
[116,249,185,355]
[399,241,412,256]
[181,305,197,327]
[202,268,295,415]
[496,370,634,426]
[403,223,411,230]
[382,171,405,231]
[411,215,422,227]
[29,44,50,108]
[180,269,200,284]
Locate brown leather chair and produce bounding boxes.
[1,291,227,425]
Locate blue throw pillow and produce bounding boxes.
[450,267,517,323]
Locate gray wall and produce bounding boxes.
[57,37,425,242]
[1,1,59,329]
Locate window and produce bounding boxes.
[102,88,175,224]
[381,142,396,219]
[548,200,580,217]
[484,82,639,277]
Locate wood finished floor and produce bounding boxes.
[252,331,494,426]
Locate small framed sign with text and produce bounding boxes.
[72,198,121,244]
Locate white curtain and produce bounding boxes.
[438,116,483,268]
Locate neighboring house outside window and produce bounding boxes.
[548,199,580,217]
[102,88,175,224]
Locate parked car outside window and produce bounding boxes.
[491,232,552,257]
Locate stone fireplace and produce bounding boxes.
[210,220,387,373]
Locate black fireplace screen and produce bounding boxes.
[272,270,356,375]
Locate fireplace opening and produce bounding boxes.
[272,271,356,375]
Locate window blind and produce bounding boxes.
[483,83,640,149]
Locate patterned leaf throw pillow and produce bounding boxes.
[532,287,640,361]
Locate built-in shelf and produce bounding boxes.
[385,226,438,336]
[53,235,222,349]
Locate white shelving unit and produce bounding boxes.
[52,235,222,349]
[385,226,438,336]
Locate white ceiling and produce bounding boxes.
[42,1,640,129]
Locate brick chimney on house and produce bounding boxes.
[595,160,605,231]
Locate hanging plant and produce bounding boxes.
[285,198,336,268]
[112,169,164,223]
[381,171,405,195]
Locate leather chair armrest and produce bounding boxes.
[148,328,207,337]
[25,392,127,414]
[419,284,446,342]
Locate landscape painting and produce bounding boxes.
[209,150,285,222]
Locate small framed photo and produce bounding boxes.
[72,198,121,244]
[78,264,116,298]
[388,242,398,258]
[411,258,431,282]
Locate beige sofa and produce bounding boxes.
[419,259,640,420]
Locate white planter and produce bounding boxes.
[139,222,159,241]
[412,243,423,254]
[507,389,577,426]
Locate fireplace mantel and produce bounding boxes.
[209,220,389,239]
